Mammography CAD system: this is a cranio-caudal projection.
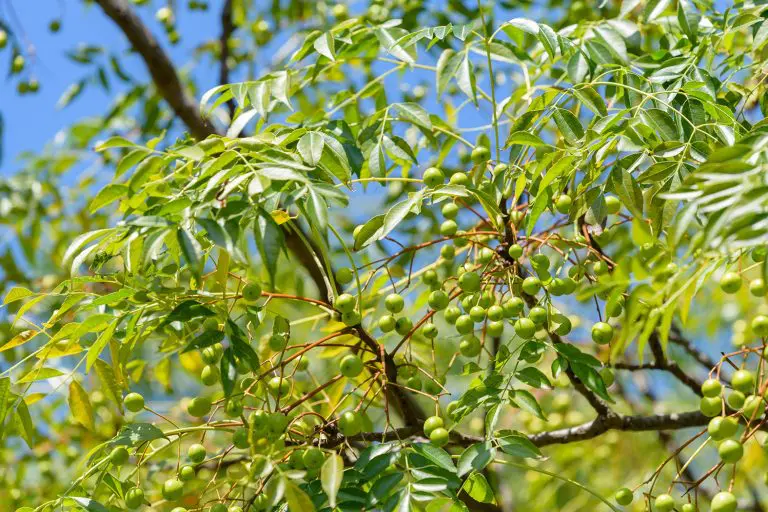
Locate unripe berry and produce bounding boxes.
[555,194,572,214]
[385,293,405,313]
[718,439,744,463]
[591,322,613,345]
[720,272,742,294]
[614,487,633,506]
[701,378,722,397]
[123,392,145,412]
[423,167,445,188]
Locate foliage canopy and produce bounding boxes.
[2,0,768,511]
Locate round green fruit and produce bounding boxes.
[605,195,621,214]
[591,322,613,345]
[187,396,212,417]
[529,306,547,326]
[395,317,413,335]
[487,320,504,337]
[508,244,523,259]
[338,411,362,436]
[444,306,461,324]
[123,392,145,413]
[455,315,474,334]
[267,377,290,397]
[302,447,325,469]
[385,293,405,313]
[720,272,742,294]
[109,446,129,465]
[335,293,356,313]
[423,167,445,188]
[336,267,354,285]
[379,314,396,332]
[701,378,722,398]
[752,315,768,337]
[514,318,536,339]
[459,271,481,292]
[700,396,722,417]
[555,194,572,214]
[201,365,219,386]
[188,443,206,463]
[708,416,738,440]
[732,369,755,393]
[442,202,459,219]
[422,323,438,338]
[179,464,196,481]
[521,276,541,296]
[162,479,184,501]
[727,390,746,410]
[233,428,249,449]
[469,305,486,323]
[710,491,737,512]
[125,487,145,509]
[614,487,633,506]
[750,278,766,296]
[440,220,458,236]
[503,297,524,317]
[340,354,364,378]
[429,427,450,446]
[423,416,444,437]
[449,172,470,186]
[471,146,490,164]
[243,283,262,302]
[654,494,675,512]
[718,439,744,463]
[342,310,361,326]
[428,290,449,310]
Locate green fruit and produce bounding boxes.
[342,310,361,326]
[203,317,220,332]
[487,320,504,336]
[681,503,696,512]
[605,195,621,214]
[225,399,243,417]
[209,505,227,512]
[385,293,405,313]
[732,369,755,393]
[338,411,362,436]
[379,315,396,332]
[727,390,745,410]
[449,172,470,186]
[423,269,439,285]
[701,378,722,397]
[243,283,262,302]
[440,245,455,260]
[179,464,196,481]
[422,323,438,338]
[302,447,325,469]
[459,335,481,357]
[459,271,481,292]
[423,416,444,436]
[228,507,243,512]
[440,219,458,236]
[455,315,474,334]
[268,333,288,352]
[471,146,490,164]
[429,427,450,446]
[718,439,744,463]
[700,396,722,417]
[600,367,615,387]
[503,297,524,317]
[445,306,461,324]
[0,30,7,49]
[486,305,504,321]
[750,278,766,296]
[162,479,184,501]
[614,487,633,506]
[109,446,129,465]
[469,305,486,323]
[710,491,737,512]
[514,318,536,339]
[592,261,609,275]
[187,396,212,417]
[654,494,675,512]
[336,293,356,313]
[531,254,550,271]
[555,195,572,214]
[423,167,445,187]
[188,443,206,463]
[267,377,290,397]
[202,343,222,363]
[201,364,219,386]
[170,508,187,512]
[720,272,742,294]
[528,306,547,326]
[406,375,422,390]
[123,392,145,412]
[591,322,613,345]
[442,202,459,219]
[708,416,738,440]
[395,317,413,335]
[125,487,145,509]
[340,354,364,378]
[752,315,768,337]
[508,244,523,259]
[11,55,24,73]
[521,276,541,295]
[493,163,508,176]
[743,394,764,418]
[336,267,354,285]
[428,290,449,310]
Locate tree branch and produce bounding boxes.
[93,0,216,140]
[218,0,235,118]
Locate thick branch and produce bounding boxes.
[649,332,703,397]
[94,0,216,140]
[218,0,235,117]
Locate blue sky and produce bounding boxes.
[0,1,227,175]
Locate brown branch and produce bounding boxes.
[649,332,703,397]
[93,0,216,140]
[669,323,718,371]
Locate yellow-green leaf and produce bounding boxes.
[68,380,94,431]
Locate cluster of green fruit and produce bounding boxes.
[612,489,738,512]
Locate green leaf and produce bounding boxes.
[161,300,215,326]
[0,377,11,438]
[641,109,680,141]
[0,330,38,353]
[93,359,123,411]
[571,362,613,402]
[68,380,94,431]
[17,367,65,384]
[298,132,324,166]
[461,473,496,504]
[286,481,316,511]
[313,32,335,61]
[677,0,701,42]
[354,214,385,250]
[14,398,34,447]
[89,184,128,213]
[379,190,426,242]
[95,136,138,151]
[71,497,109,512]
[375,27,414,64]
[86,319,117,372]
[644,0,672,21]
[111,423,166,447]
[321,454,344,508]
[3,286,35,305]
[573,87,607,116]
[367,473,404,507]
[411,443,456,473]
[394,103,432,131]
[181,330,225,354]
[436,49,462,97]
[177,228,202,281]
[495,430,542,459]
[552,108,584,144]
[457,442,496,477]
[510,389,547,420]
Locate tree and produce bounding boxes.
[1,0,768,511]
